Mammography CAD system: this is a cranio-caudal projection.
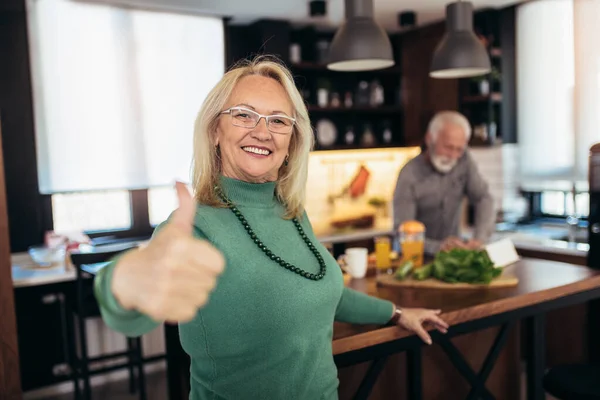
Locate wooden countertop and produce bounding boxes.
[332,258,600,355]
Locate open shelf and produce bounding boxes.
[312,143,405,152]
[461,93,502,104]
[307,105,402,113]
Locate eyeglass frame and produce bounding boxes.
[219,106,296,135]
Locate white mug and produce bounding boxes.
[337,247,368,278]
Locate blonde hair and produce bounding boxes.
[191,55,314,219]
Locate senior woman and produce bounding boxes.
[94,56,448,400]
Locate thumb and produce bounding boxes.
[171,181,196,234]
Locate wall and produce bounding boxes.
[0,0,46,253]
[469,143,525,221]
[0,118,22,398]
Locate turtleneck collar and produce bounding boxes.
[218,176,278,208]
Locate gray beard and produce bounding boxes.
[430,154,456,174]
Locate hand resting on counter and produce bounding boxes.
[393,307,449,345]
[111,182,225,323]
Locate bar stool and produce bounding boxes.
[543,363,600,399]
[69,244,146,400]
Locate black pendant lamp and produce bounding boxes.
[327,0,394,72]
[430,0,491,79]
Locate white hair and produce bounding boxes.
[427,111,472,143]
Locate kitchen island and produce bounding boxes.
[161,258,600,400]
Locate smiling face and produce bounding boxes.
[215,75,294,183]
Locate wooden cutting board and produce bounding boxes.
[376,272,519,290]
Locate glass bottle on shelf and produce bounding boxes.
[344,91,353,108]
[356,81,370,106]
[382,121,393,144]
[316,78,331,108]
[289,43,301,64]
[344,126,355,145]
[316,40,330,63]
[330,92,341,108]
[360,124,377,146]
[369,79,384,106]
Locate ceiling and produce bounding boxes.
[82,0,525,31]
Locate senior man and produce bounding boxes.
[393,111,495,254]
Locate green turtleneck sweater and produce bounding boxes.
[95,176,395,400]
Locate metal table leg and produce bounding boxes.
[407,347,422,400]
[525,314,546,400]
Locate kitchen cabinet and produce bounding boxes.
[224,9,517,151]
[14,282,75,391]
[457,7,517,146]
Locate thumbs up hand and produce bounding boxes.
[112,182,225,323]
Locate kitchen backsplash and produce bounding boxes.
[305,147,421,223]
[469,143,526,220]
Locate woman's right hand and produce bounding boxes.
[111,182,225,323]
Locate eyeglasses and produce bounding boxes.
[220,107,296,135]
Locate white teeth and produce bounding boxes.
[242,146,271,156]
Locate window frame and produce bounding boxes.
[42,189,155,244]
[521,190,589,223]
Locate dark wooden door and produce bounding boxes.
[0,118,22,399]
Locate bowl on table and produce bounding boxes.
[28,245,66,268]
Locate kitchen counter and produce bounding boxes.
[313,216,394,244]
[11,253,76,288]
[12,219,591,287]
[490,222,589,263]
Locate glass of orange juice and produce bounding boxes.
[374,236,392,274]
[399,220,425,268]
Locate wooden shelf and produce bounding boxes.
[313,143,404,151]
[307,105,402,113]
[461,93,502,104]
[290,62,402,74]
[470,137,503,147]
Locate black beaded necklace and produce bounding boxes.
[215,186,326,281]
